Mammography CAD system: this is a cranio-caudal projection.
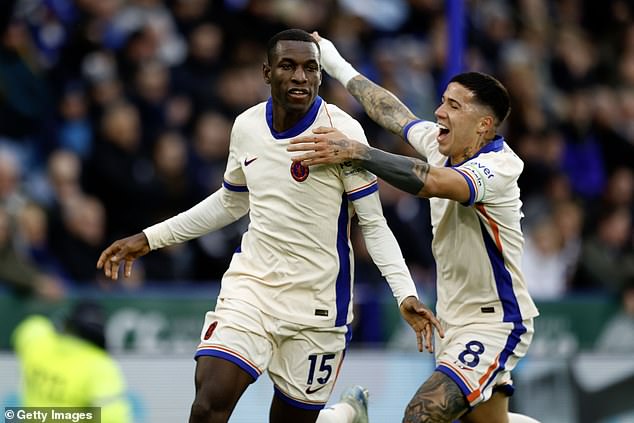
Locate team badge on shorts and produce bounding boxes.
[290,161,309,182]
[203,321,218,340]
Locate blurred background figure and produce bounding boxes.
[0,206,64,301]
[11,300,132,422]
[595,276,634,352]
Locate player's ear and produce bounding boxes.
[477,115,494,134]
[263,63,271,85]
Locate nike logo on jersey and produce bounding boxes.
[244,157,258,166]
[305,385,327,394]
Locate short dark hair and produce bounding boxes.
[65,300,106,349]
[266,29,320,64]
[450,72,511,125]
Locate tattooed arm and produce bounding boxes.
[315,33,419,137]
[346,75,419,137]
[289,127,470,202]
[359,145,429,196]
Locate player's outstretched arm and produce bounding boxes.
[96,233,150,281]
[313,32,418,137]
[290,127,471,202]
[399,296,444,353]
[290,127,429,196]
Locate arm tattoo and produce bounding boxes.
[403,371,469,423]
[347,76,418,136]
[356,146,430,196]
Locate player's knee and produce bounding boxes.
[189,385,234,423]
[189,395,232,423]
[402,395,463,423]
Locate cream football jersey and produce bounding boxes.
[403,120,539,325]
[219,96,388,328]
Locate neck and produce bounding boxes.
[452,136,490,164]
[273,109,304,132]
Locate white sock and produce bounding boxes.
[509,412,541,423]
[316,402,356,423]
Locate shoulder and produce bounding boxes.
[465,141,523,177]
[234,101,267,127]
[323,102,366,136]
[12,315,56,355]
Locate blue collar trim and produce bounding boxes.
[266,96,323,139]
[445,135,505,167]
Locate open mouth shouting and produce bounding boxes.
[437,123,450,142]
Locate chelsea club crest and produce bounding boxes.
[290,161,309,182]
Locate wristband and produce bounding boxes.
[318,38,360,86]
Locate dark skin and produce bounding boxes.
[286,32,512,423]
[96,39,327,423]
[97,38,443,423]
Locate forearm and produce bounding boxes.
[347,76,418,136]
[354,195,418,305]
[143,188,248,250]
[355,145,429,196]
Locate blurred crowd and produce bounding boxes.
[0,0,632,303]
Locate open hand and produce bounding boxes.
[288,126,365,166]
[399,296,444,353]
[96,232,150,280]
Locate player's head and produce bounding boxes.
[264,29,321,115]
[65,300,106,349]
[449,72,511,127]
[434,72,510,160]
[266,29,320,65]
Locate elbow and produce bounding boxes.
[419,173,441,198]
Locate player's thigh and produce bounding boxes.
[403,370,469,423]
[193,299,274,408]
[268,324,349,411]
[195,298,274,380]
[193,355,254,410]
[459,391,509,423]
[434,319,533,408]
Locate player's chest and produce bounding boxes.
[237,139,343,195]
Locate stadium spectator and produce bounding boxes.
[16,202,67,281]
[595,276,634,352]
[573,206,634,294]
[54,195,108,284]
[11,300,132,422]
[54,83,94,159]
[0,206,64,301]
[522,216,569,300]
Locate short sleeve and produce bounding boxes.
[403,120,441,161]
[454,153,521,206]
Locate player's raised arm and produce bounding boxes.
[313,32,419,137]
